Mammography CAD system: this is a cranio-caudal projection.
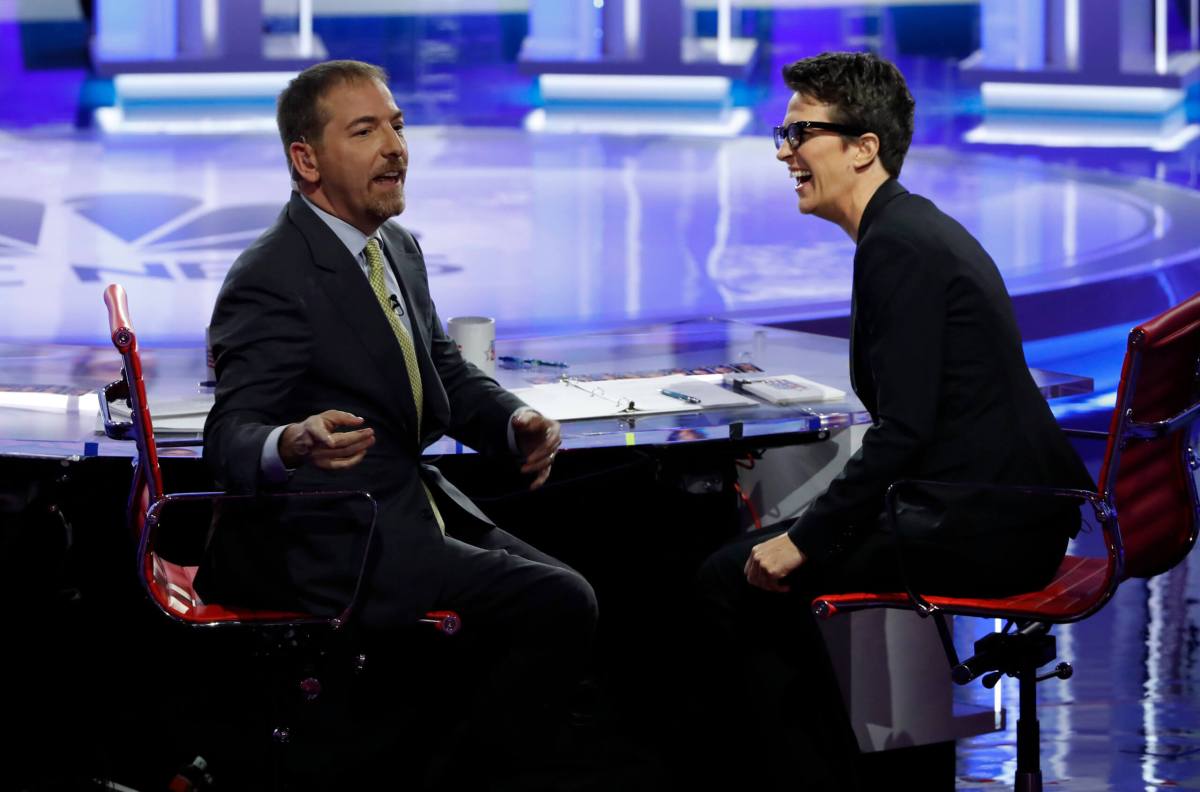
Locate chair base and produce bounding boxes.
[1016,770,1043,792]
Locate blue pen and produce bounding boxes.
[661,388,701,405]
[498,356,569,368]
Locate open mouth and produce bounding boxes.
[373,171,402,186]
[791,170,813,190]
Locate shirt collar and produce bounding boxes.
[299,193,382,258]
[856,178,908,243]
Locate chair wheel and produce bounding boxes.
[422,610,462,635]
[299,676,322,701]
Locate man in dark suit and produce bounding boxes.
[693,52,1094,789]
[198,60,596,785]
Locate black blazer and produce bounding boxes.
[198,192,526,628]
[787,180,1094,569]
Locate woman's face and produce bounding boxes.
[775,93,860,224]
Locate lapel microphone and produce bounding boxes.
[388,293,404,316]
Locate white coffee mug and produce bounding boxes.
[447,316,496,377]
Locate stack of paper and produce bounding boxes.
[725,373,845,405]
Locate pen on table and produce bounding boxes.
[661,388,702,405]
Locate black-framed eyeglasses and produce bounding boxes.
[772,121,867,150]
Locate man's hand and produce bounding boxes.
[513,409,561,490]
[744,532,807,592]
[279,410,375,470]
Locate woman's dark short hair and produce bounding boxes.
[782,52,915,178]
[276,60,389,176]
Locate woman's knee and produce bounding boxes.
[696,537,754,599]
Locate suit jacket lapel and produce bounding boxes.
[849,181,907,421]
[287,194,421,436]
[848,277,882,419]
[848,286,859,397]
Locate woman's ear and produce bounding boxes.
[853,132,881,171]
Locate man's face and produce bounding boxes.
[775,93,858,221]
[312,77,407,233]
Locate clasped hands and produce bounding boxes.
[278,408,562,490]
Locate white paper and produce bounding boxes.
[511,374,756,421]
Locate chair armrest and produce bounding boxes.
[1060,427,1110,441]
[99,382,203,447]
[882,479,1104,617]
[144,489,379,629]
[99,380,132,440]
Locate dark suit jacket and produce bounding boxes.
[197,192,526,628]
[787,180,1094,579]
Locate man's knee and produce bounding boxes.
[517,566,596,657]
[551,566,598,628]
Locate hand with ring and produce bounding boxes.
[513,409,561,490]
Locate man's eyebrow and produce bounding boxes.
[345,115,378,129]
[344,110,403,130]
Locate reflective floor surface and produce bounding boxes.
[955,539,1200,791]
[2,127,1200,349]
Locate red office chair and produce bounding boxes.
[99,283,460,784]
[812,293,1200,792]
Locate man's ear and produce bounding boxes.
[853,132,881,171]
[289,140,319,184]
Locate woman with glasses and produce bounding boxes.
[691,51,1093,790]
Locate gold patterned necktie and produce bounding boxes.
[364,236,444,533]
[365,237,423,428]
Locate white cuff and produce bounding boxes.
[260,424,294,483]
[508,407,538,455]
